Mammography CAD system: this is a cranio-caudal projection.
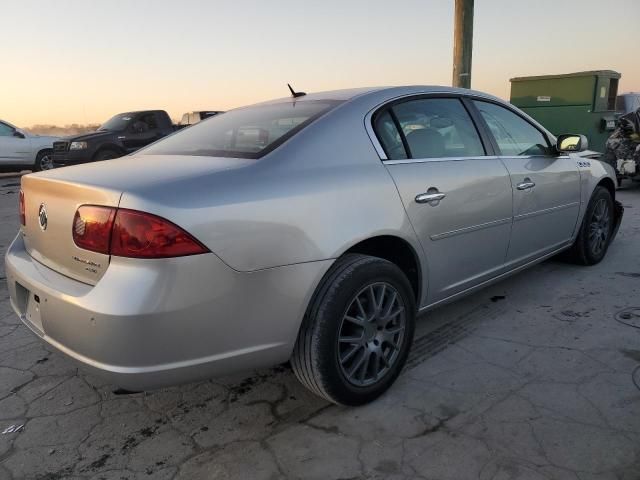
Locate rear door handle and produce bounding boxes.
[516,179,536,190]
[415,190,446,204]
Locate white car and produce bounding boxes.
[0,120,58,172]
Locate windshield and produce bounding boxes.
[140,100,342,159]
[98,114,134,132]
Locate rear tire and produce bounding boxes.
[291,254,416,405]
[93,149,120,162]
[565,186,614,265]
[33,150,53,172]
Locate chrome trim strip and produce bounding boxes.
[363,90,508,162]
[384,156,499,165]
[429,217,512,241]
[514,202,580,222]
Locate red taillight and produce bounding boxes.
[111,209,209,258]
[72,206,117,254]
[19,190,25,226]
[72,206,209,259]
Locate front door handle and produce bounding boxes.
[415,189,446,204]
[516,179,536,190]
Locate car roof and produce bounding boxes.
[253,86,504,108]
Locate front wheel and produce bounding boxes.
[33,150,53,172]
[291,254,416,405]
[565,186,615,265]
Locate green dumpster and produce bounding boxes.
[510,70,621,153]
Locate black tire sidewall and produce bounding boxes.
[579,187,614,264]
[311,257,416,405]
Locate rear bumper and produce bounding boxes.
[4,234,330,390]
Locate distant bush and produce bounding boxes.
[25,124,100,137]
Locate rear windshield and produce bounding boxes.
[141,100,342,159]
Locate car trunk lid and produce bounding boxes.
[21,175,121,285]
[19,155,255,284]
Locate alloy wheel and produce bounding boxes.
[39,155,54,170]
[337,282,406,387]
[588,198,611,256]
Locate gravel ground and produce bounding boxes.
[0,174,639,480]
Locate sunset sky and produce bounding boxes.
[2,0,638,127]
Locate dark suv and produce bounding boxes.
[52,110,175,167]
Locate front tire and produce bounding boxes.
[565,186,615,265]
[291,254,416,405]
[33,150,53,172]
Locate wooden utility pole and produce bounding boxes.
[452,0,474,89]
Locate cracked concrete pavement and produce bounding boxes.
[0,174,639,479]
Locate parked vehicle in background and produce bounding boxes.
[6,86,623,406]
[0,120,58,172]
[179,111,223,127]
[52,110,176,167]
[617,93,640,115]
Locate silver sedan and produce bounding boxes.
[5,86,623,405]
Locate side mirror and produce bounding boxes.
[13,130,25,139]
[557,134,588,153]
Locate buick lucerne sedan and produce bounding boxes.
[5,86,623,405]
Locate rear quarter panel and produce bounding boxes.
[118,103,422,277]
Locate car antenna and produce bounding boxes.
[287,83,306,98]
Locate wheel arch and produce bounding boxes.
[35,147,52,159]
[341,235,422,303]
[93,144,125,160]
[596,176,616,200]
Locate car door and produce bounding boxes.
[373,97,513,304]
[472,100,581,266]
[0,122,32,165]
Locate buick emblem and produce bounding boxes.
[38,203,48,231]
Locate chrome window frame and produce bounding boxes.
[364,91,558,164]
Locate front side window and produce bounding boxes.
[141,100,342,159]
[0,122,15,137]
[374,98,485,160]
[474,101,551,156]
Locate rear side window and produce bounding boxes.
[373,110,407,159]
[138,113,158,130]
[374,98,485,160]
[141,100,342,159]
[473,101,551,156]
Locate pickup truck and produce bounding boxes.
[52,110,176,167]
[0,119,59,172]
